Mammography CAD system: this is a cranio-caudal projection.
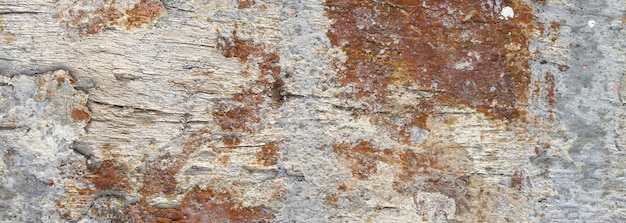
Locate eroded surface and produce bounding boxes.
[0,0,624,222]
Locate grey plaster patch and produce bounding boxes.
[530,0,626,221]
[409,127,430,144]
[0,70,88,222]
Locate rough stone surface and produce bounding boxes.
[0,0,624,222]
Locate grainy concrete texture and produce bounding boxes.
[0,0,624,222]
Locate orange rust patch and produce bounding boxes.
[70,108,90,123]
[61,0,164,35]
[256,141,281,166]
[180,186,274,223]
[213,94,262,133]
[125,129,212,221]
[141,154,181,195]
[90,160,129,190]
[237,0,256,9]
[325,0,533,135]
[222,135,241,146]
[125,0,164,28]
[216,25,284,103]
[213,24,284,133]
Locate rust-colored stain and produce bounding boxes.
[510,170,523,190]
[128,200,186,223]
[128,129,220,222]
[125,0,165,28]
[61,0,164,35]
[218,156,230,164]
[325,0,533,137]
[70,108,90,123]
[90,160,129,190]
[256,141,281,166]
[140,129,210,196]
[549,21,560,42]
[140,154,181,195]
[180,186,274,223]
[214,24,284,142]
[331,140,520,216]
[545,72,556,105]
[216,24,283,99]
[333,141,389,179]
[238,0,256,9]
[0,15,17,44]
[213,94,262,134]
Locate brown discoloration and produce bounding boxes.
[218,156,230,164]
[125,0,165,28]
[256,141,281,166]
[56,76,67,84]
[216,26,283,102]
[222,135,241,146]
[510,170,523,190]
[127,129,213,221]
[180,186,274,222]
[214,24,284,133]
[86,7,124,35]
[0,15,16,45]
[549,21,560,42]
[70,108,90,123]
[333,141,386,179]
[61,0,164,36]
[141,129,211,196]
[237,0,256,9]
[213,94,262,133]
[90,160,129,190]
[545,72,556,105]
[148,208,186,223]
[128,200,186,223]
[140,154,181,195]
[325,0,534,139]
[331,140,518,217]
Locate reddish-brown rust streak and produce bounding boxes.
[325,0,533,130]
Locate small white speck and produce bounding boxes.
[490,86,496,92]
[455,61,474,71]
[499,6,515,20]
[588,20,596,27]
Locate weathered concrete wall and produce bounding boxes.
[0,0,624,222]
